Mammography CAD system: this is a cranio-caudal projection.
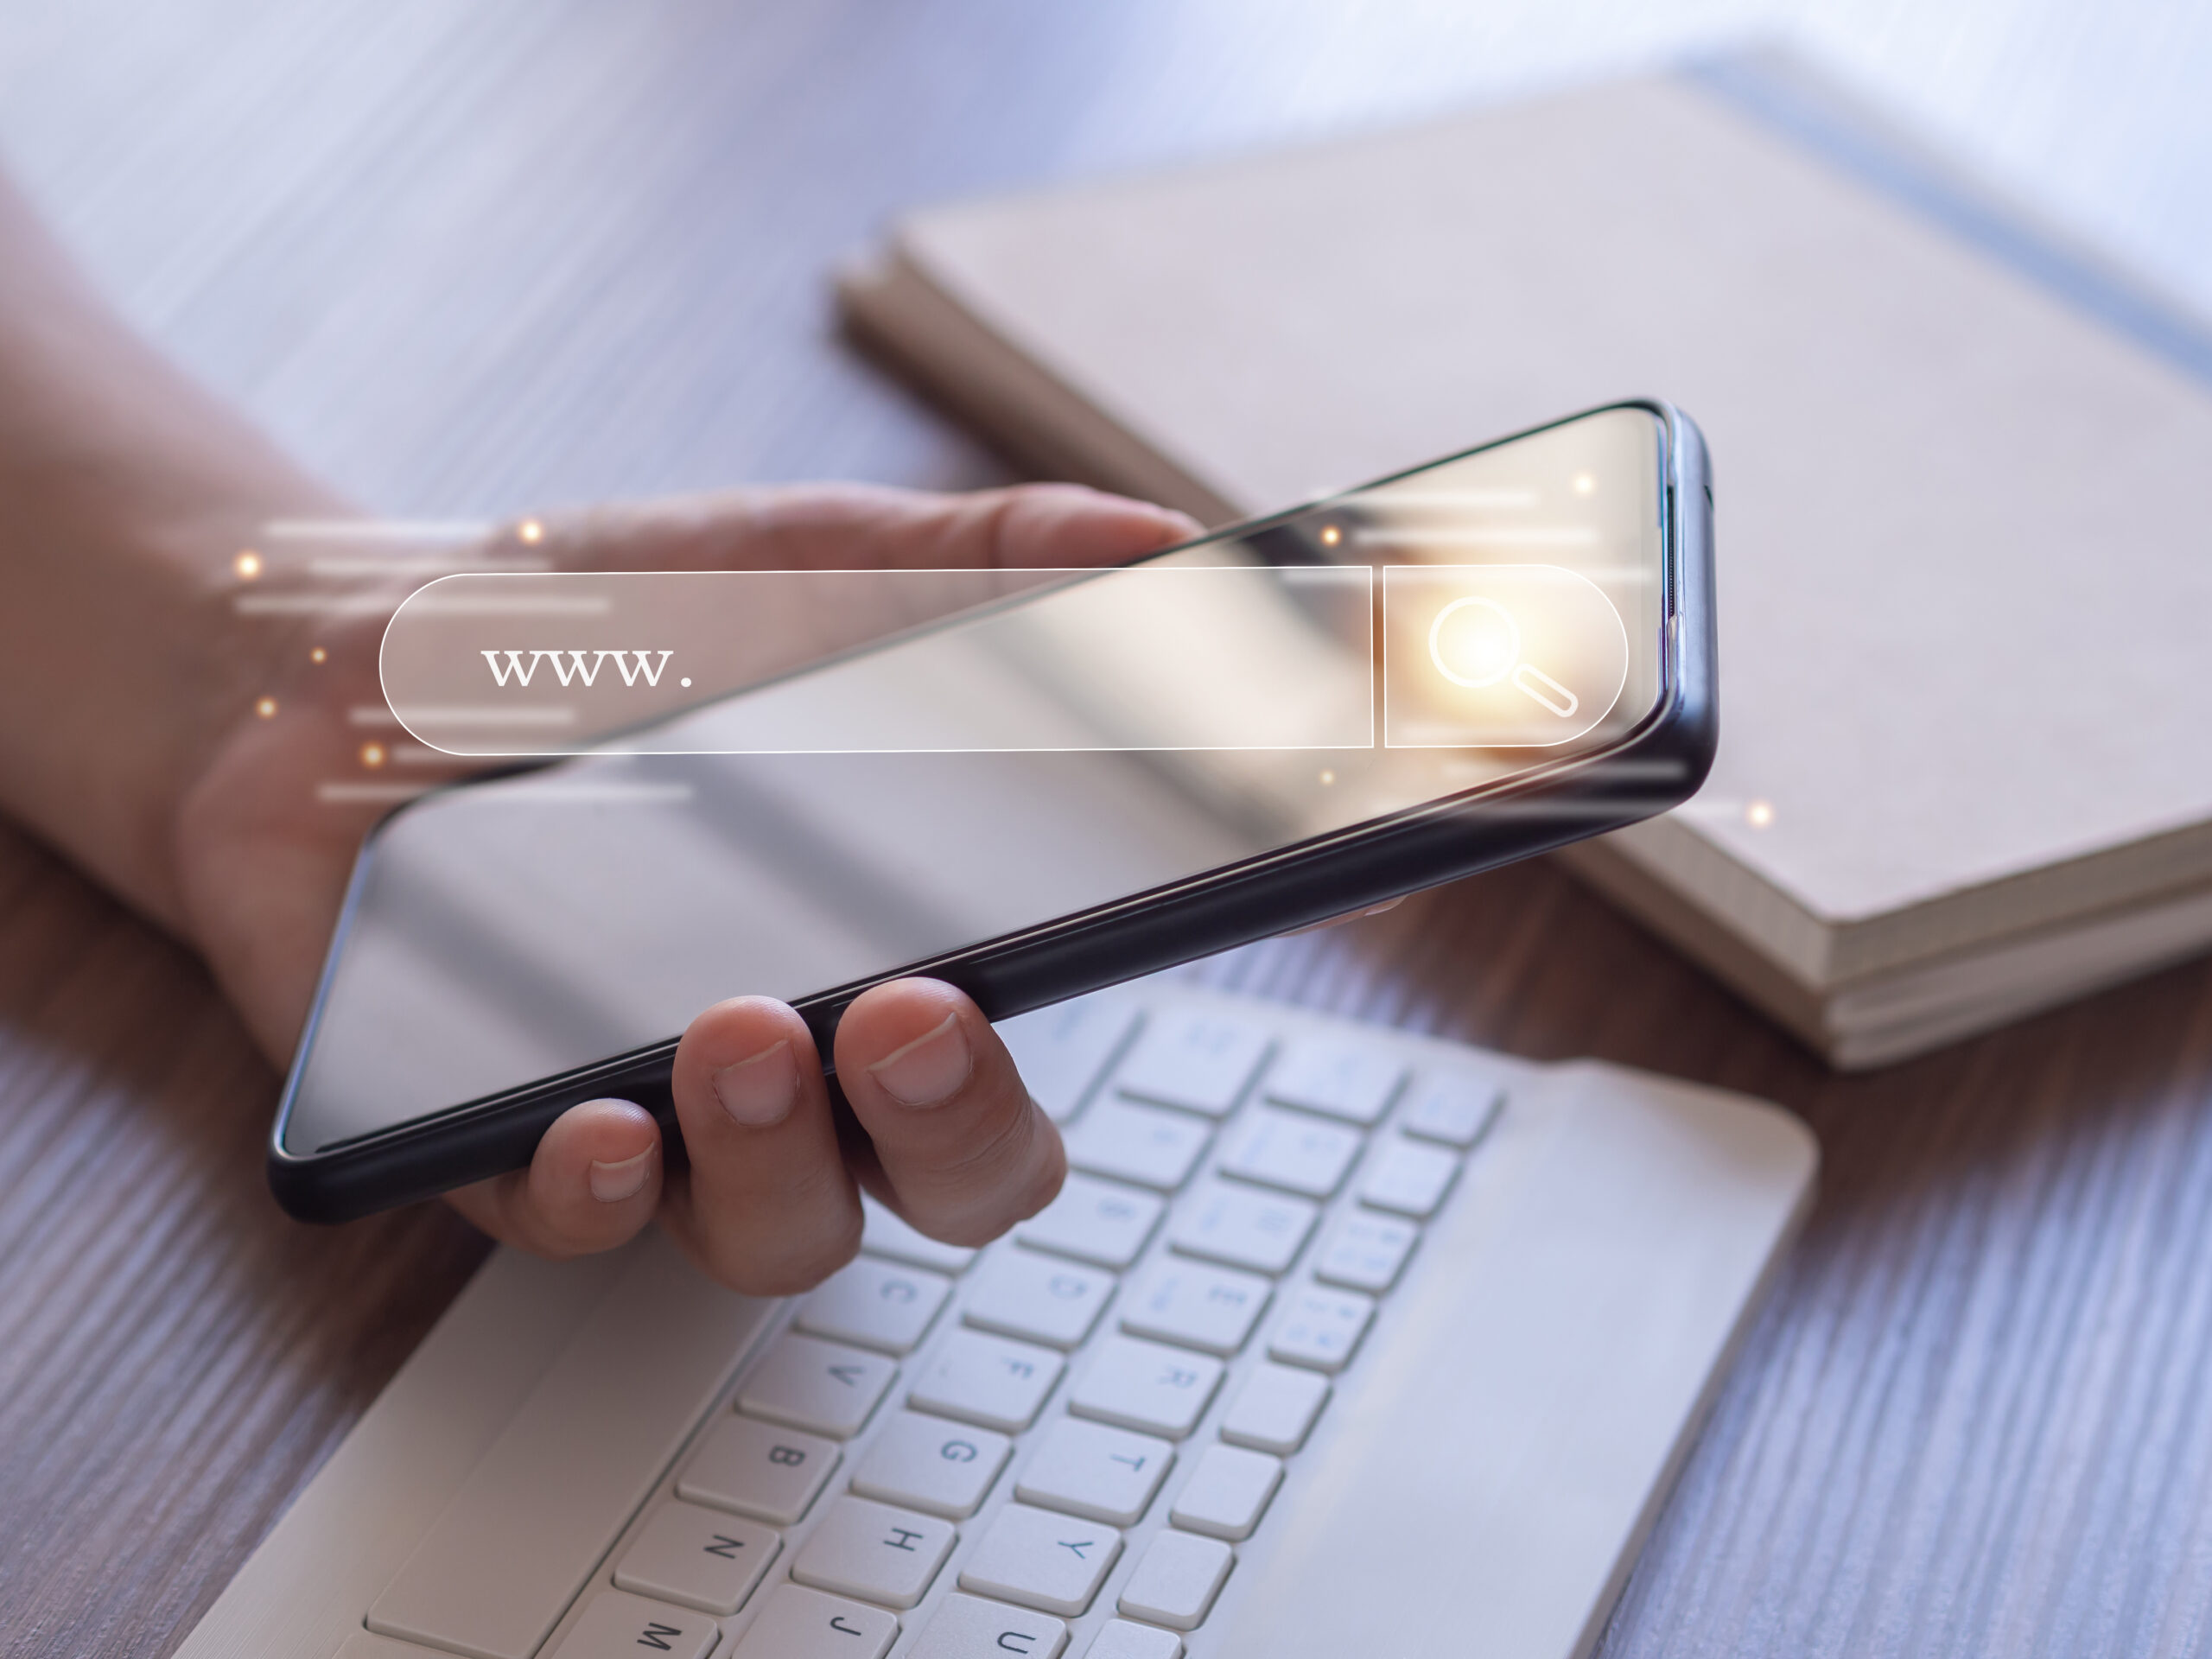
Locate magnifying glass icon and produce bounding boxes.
[1427,596,1580,718]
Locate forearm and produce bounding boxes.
[0,173,343,932]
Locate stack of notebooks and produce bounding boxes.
[839,51,2212,1069]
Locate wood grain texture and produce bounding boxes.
[0,3,2208,1656]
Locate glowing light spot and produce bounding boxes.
[359,743,387,768]
[254,696,277,719]
[1319,770,1336,785]
[1571,473,1596,496]
[517,518,545,544]
[1745,798,1775,829]
[1319,524,1342,547]
[309,645,327,664]
[1428,596,1521,688]
[233,550,263,580]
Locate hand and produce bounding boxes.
[170,482,1193,1287]
[0,175,1194,1290]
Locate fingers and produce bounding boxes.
[527,481,1200,576]
[440,985,1062,1280]
[657,996,866,1296]
[834,979,1065,1248]
[444,1096,664,1259]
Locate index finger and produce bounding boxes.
[521,481,1199,575]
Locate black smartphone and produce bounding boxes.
[270,401,1715,1223]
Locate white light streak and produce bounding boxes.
[308,556,551,579]
[387,705,581,727]
[316,782,434,805]
[265,519,492,542]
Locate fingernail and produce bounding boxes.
[588,1146,654,1203]
[712,1039,798,1127]
[867,1012,971,1108]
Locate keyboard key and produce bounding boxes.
[1167,1181,1317,1275]
[1065,1101,1212,1192]
[1267,1286,1376,1374]
[738,1333,897,1439]
[1110,1009,1270,1118]
[861,1194,979,1275]
[798,1256,951,1355]
[789,1495,957,1610]
[1018,1174,1165,1269]
[997,1001,1141,1122]
[1313,1213,1420,1294]
[909,1330,1065,1433]
[911,1592,1071,1659]
[613,1499,779,1614]
[1217,1107,1363,1199]
[1083,1622,1184,1659]
[729,1583,898,1659]
[1168,1444,1283,1541]
[1357,1138,1461,1219]
[1014,1416,1176,1525]
[550,1592,719,1659]
[679,1414,840,1526]
[959,1501,1123,1616]
[1262,1039,1405,1126]
[1217,1363,1330,1454]
[849,1411,1011,1518]
[1398,1068,1505,1147]
[963,1249,1116,1350]
[1069,1337,1224,1440]
[1117,1531,1233,1631]
[1120,1259,1273,1357]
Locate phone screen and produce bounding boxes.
[283,406,1669,1156]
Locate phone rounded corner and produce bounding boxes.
[265,1144,349,1226]
[1619,633,1720,820]
[1654,694,1721,810]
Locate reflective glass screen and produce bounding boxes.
[286,407,1669,1152]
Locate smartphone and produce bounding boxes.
[270,401,1714,1223]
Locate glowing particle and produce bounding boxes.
[1319,770,1336,785]
[309,645,327,664]
[1571,474,1596,496]
[233,550,264,580]
[680,677,693,688]
[359,743,387,768]
[1745,799,1775,829]
[1319,524,1342,547]
[516,518,545,544]
[254,696,278,718]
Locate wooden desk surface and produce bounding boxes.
[3,5,2210,1656]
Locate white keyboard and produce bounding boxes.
[175,984,1815,1659]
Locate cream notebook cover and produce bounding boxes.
[839,54,2212,1067]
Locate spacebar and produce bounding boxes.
[368,1232,777,1659]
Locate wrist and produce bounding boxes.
[0,459,347,935]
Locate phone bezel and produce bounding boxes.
[269,400,1716,1222]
